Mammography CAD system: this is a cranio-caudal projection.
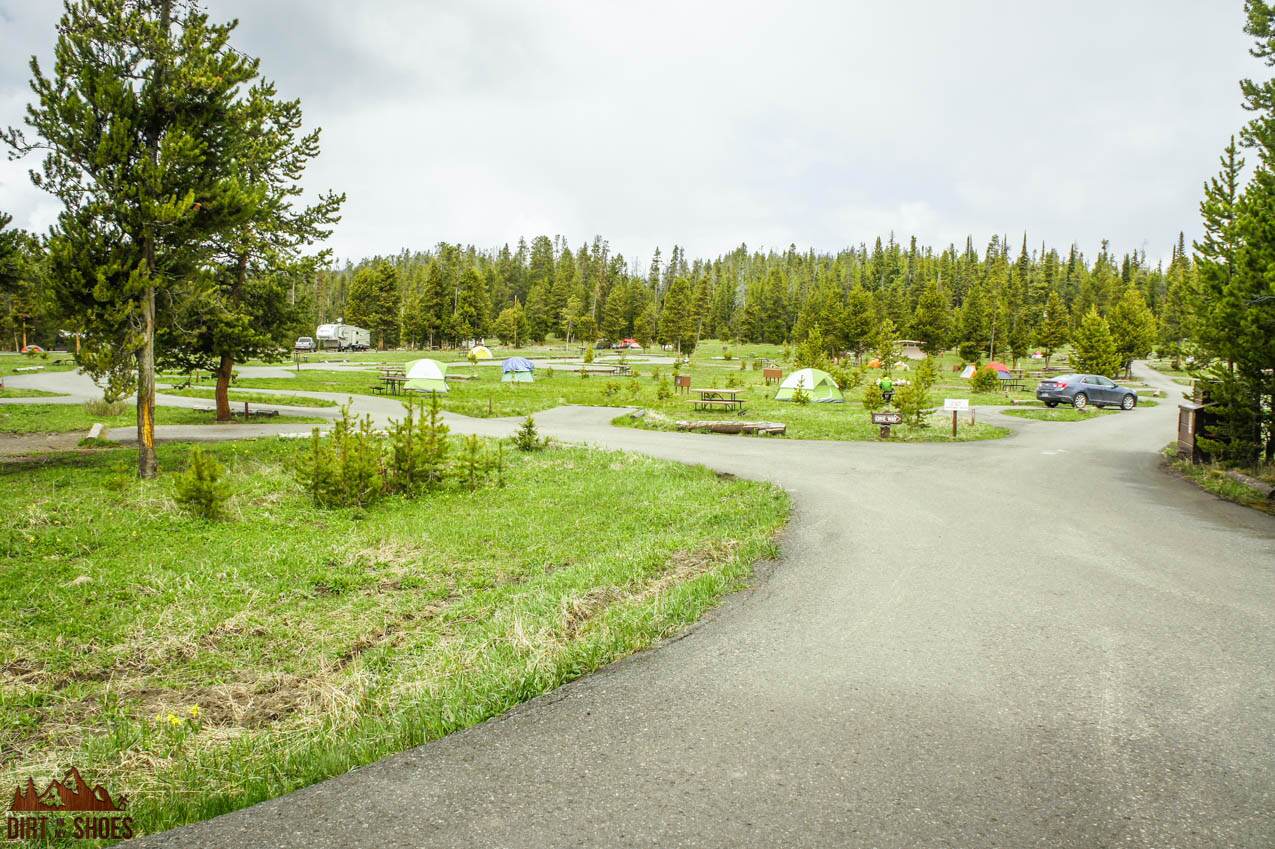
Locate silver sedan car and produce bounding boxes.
[1036,373,1138,410]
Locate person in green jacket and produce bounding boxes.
[877,375,894,403]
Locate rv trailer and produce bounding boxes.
[315,323,371,351]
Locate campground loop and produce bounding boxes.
[3,362,1274,848]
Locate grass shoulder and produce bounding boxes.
[1161,444,1275,516]
[1002,407,1118,422]
[159,386,338,408]
[0,403,324,434]
[0,387,65,399]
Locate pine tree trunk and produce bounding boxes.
[137,283,158,479]
[215,353,234,422]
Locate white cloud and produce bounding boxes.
[0,0,1258,265]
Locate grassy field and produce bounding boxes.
[158,387,338,408]
[1002,407,1118,422]
[0,436,787,841]
[193,341,1143,442]
[0,354,79,377]
[0,403,324,434]
[0,387,64,399]
[228,346,1049,441]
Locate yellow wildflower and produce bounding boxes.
[188,705,201,719]
[167,713,182,727]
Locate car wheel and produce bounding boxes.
[1072,392,1088,410]
[1045,401,1059,408]
[1121,394,1136,410]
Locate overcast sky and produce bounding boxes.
[0,1,1258,267]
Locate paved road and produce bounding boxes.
[9,364,1275,846]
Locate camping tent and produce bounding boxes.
[404,358,448,393]
[985,360,1011,374]
[501,357,535,383]
[960,364,976,379]
[469,345,493,359]
[775,368,844,403]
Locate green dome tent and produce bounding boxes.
[775,367,843,403]
[404,358,448,393]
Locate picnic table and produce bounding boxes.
[690,387,746,412]
[374,372,407,395]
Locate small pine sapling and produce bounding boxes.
[513,415,547,451]
[174,447,231,519]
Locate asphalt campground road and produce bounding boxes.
[6,364,1274,847]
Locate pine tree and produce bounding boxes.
[910,278,951,354]
[346,261,400,348]
[1037,289,1070,368]
[159,80,343,420]
[1071,307,1121,377]
[1107,287,1157,377]
[492,301,528,347]
[6,0,262,477]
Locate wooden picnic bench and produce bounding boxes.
[374,373,407,395]
[690,387,746,412]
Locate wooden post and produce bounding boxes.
[951,409,958,437]
[244,400,249,418]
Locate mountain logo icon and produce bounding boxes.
[9,768,127,813]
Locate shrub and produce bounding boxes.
[722,346,732,360]
[386,394,450,495]
[296,405,384,508]
[725,374,739,388]
[456,435,488,491]
[513,415,547,451]
[914,356,938,392]
[894,380,932,428]
[791,386,811,405]
[862,382,885,413]
[84,398,125,418]
[970,366,1000,394]
[583,345,595,364]
[174,447,231,519]
[656,378,672,401]
[603,380,621,399]
[958,341,982,363]
[827,363,865,391]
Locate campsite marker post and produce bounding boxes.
[943,399,970,437]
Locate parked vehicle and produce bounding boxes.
[294,336,316,352]
[315,323,371,352]
[1036,374,1138,410]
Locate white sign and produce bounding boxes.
[943,398,970,412]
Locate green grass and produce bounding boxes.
[0,436,787,842]
[0,387,64,399]
[235,358,1023,442]
[158,387,338,408]
[0,354,79,377]
[0,403,324,434]
[1161,445,1275,516]
[1002,407,1118,422]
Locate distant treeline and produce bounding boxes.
[308,233,1187,365]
